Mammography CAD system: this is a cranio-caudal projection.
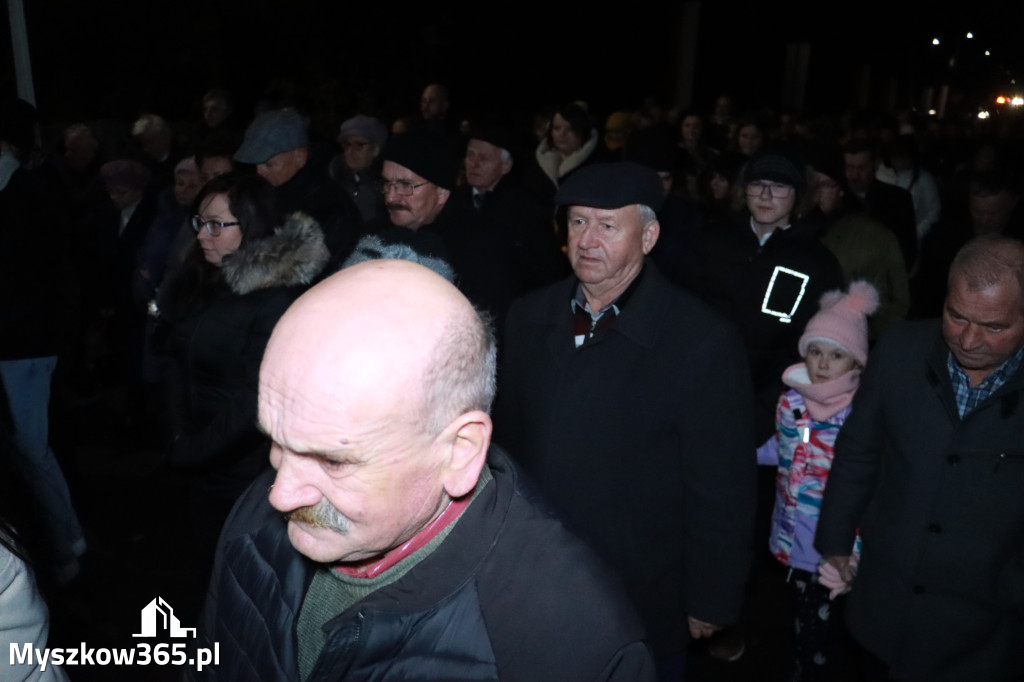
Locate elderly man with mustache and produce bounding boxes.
[356,129,458,271]
[189,259,655,681]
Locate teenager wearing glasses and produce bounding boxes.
[696,148,845,662]
[699,149,845,438]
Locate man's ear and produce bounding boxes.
[438,411,491,498]
[437,187,451,206]
[641,219,660,255]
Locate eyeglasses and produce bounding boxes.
[191,215,241,236]
[745,181,794,199]
[378,179,429,196]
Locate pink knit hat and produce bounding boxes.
[798,281,880,367]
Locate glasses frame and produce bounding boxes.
[378,179,429,196]
[745,181,794,199]
[191,215,241,236]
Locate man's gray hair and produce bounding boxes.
[636,204,658,224]
[949,234,1024,308]
[132,113,171,139]
[421,306,498,436]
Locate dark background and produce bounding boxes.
[3,1,1024,132]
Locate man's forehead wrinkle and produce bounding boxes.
[264,401,351,459]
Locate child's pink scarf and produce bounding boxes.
[782,363,860,422]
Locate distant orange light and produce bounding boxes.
[996,96,1007,104]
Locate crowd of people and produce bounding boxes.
[2,81,1024,682]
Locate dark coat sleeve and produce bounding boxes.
[815,325,890,557]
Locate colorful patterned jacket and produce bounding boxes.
[758,388,858,572]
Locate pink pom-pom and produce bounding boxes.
[844,280,880,315]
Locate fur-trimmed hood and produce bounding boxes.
[222,212,329,295]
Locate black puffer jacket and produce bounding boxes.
[191,448,655,682]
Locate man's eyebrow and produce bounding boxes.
[253,422,358,459]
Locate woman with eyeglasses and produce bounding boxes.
[160,172,328,568]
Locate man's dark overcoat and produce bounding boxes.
[817,320,1024,682]
[495,262,757,656]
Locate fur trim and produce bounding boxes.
[222,212,329,295]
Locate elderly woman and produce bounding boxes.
[162,172,328,558]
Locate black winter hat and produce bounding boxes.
[382,130,457,190]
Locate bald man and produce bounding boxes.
[192,260,654,681]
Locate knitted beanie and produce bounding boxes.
[798,281,880,367]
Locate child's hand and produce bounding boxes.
[818,553,859,599]
[686,616,721,639]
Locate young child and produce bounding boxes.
[757,280,878,682]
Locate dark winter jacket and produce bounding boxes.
[699,216,845,439]
[191,447,655,682]
[435,178,565,333]
[276,162,360,263]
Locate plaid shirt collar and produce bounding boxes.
[947,344,1024,418]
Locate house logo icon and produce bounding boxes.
[133,597,197,638]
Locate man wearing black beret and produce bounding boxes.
[495,162,757,677]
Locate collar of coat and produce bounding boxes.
[531,261,665,350]
[222,211,330,295]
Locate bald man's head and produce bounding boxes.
[258,260,495,564]
[262,260,494,432]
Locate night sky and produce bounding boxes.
[3,1,1024,134]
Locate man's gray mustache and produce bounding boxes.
[284,497,350,534]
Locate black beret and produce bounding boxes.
[555,162,665,212]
